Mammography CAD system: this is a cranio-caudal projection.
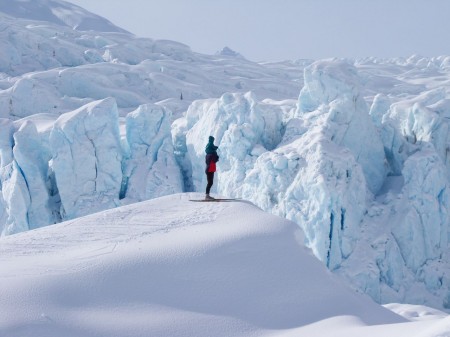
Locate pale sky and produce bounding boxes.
[69,0,450,62]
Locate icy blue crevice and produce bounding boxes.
[437,186,445,198]
[119,175,128,200]
[340,208,346,231]
[46,164,62,224]
[436,187,449,244]
[14,161,31,229]
[87,137,98,192]
[119,135,131,200]
[326,211,335,268]
[173,132,194,192]
[151,137,165,164]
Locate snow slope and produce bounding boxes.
[4,193,448,337]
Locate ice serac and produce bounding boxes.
[122,103,183,202]
[394,146,448,272]
[0,119,52,235]
[339,87,450,309]
[383,88,450,175]
[342,144,449,309]
[49,98,122,220]
[0,118,29,235]
[237,63,373,268]
[13,120,53,230]
[297,60,386,194]
[242,132,367,271]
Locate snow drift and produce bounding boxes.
[0,194,410,337]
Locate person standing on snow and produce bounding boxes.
[205,136,219,200]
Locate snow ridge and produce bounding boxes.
[0,194,409,337]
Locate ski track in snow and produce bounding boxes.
[0,193,226,276]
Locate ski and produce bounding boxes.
[189,198,239,202]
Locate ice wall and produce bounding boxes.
[122,103,183,203]
[13,121,53,229]
[50,98,123,220]
[0,118,53,235]
[241,130,367,270]
[297,60,386,194]
[0,97,184,234]
[0,118,29,235]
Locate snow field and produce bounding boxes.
[0,193,420,337]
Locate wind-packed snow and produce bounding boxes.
[4,193,447,337]
[1,0,450,320]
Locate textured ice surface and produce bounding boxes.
[1,98,184,233]
[122,103,183,203]
[49,98,123,220]
[13,121,53,230]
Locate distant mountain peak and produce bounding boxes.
[0,0,130,33]
[216,46,244,58]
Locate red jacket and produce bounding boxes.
[205,152,219,173]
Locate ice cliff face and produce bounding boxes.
[0,98,183,235]
[297,60,387,194]
[122,103,183,203]
[50,98,123,220]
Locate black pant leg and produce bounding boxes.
[206,172,214,194]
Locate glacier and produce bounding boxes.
[0,98,184,234]
[173,59,450,310]
[1,0,450,314]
